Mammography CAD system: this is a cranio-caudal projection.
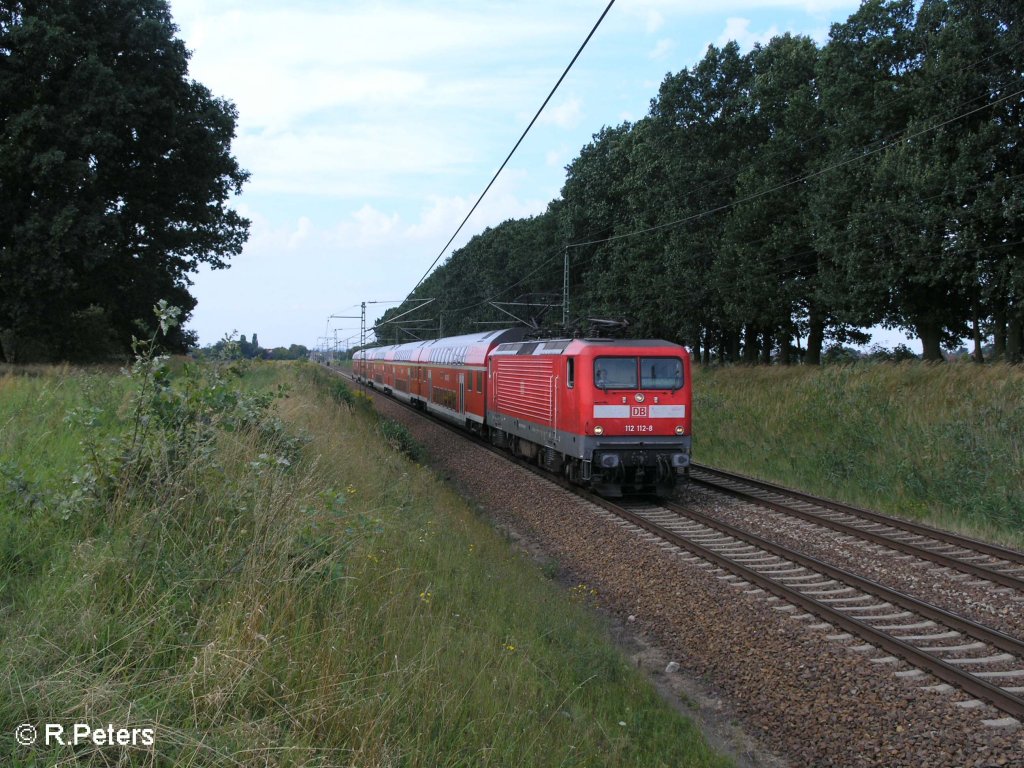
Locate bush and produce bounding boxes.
[378,418,425,462]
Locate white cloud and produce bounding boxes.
[717,17,780,49]
[649,38,675,60]
[337,206,402,247]
[546,147,568,168]
[539,98,584,129]
[287,217,312,251]
[175,4,579,130]
[405,195,472,244]
[234,123,474,198]
[169,1,597,207]
[805,24,835,44]
[644,9,666,34]
[621,0,855,16]
[172,0,866,348]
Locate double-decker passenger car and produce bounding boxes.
[352,330,691,496]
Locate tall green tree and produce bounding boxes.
[561,122,639,329]
[810,0,1020,361]
[648,42,759,361]
[720,36,817,363]
[0,0,249,362]
[809,0,926,352]
[376,0,1021,365]
[923,0,1024,362]
[564,122,677,338]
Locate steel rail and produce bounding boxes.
[331,367,1024,718]
[692,463,1024,565]
[656,500,1024,658]
[690,464,1024,592]
[608,498,1024,719]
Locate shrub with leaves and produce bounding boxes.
[378,418,424,462]
[70,302,307,509]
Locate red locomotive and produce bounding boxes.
[352,329,692,496]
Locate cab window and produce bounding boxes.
[641,357,684,390]
[594,357,637,389]
[594,356,684,390]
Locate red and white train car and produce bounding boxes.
[354,329,526,427]
[352,330,691,496]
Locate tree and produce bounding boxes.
[926,0,1024,362]
[809,0,925,352]
[0,0,249,362]
[719,36,815,363]
[560,123,639,328]
[809,0,1021,361]
[648,43,759,361]
[383,207,564,340]
[859,0,989,361]
[370,1,1022,366]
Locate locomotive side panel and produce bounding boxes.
[491,356,558,427]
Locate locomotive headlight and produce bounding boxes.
[593,425,604,435]
[675,425,685,435]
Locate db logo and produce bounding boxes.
[630,406,648,417]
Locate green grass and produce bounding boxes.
[0,369,132,600]
[692,361,1024,548]
[1,360,728,767]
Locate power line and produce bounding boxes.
[392,82,1023,336]
[408,0,617,294]
[567,86,1024,251]
[561,40,1024,252]
[441,88,1024,323]
[424,49,1024,321]
[385,22,1022,340]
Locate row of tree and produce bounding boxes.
[380,0,1022,363]
[194,333,311,361]
[0,1,249,362]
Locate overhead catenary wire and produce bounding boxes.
[407,0,617,295]
[567,86,1024,251]
[385,25,1022,337]
[427,87,1024,326]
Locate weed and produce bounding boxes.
[1,345,730,768]
[378,418,425,462]
[540,558,561,580]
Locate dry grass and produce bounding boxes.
[2,361,729,767]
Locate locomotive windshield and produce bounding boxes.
[594,357,684,390]
[641,357,684,389]
[594,357,637,389]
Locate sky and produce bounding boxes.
[167,0,895,352]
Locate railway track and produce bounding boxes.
[335,368,1024,722]
[606,498,1024,722]
[690,463,1024,593]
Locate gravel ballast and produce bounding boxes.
[362,384,1024,767]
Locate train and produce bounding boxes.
[351,328,692,497]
